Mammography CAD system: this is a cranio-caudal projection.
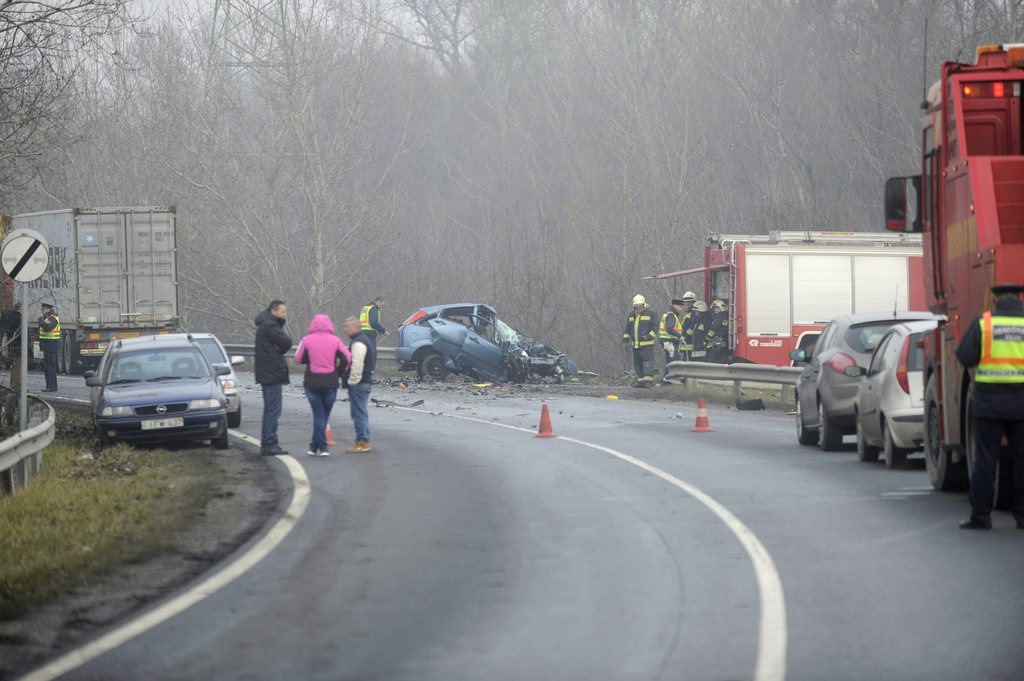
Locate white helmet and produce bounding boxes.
[692,301,708,312]
[682,291,697,302]
[711,299,726,312]
[632,294,646,306]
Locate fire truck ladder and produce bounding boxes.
[720,238,750,354]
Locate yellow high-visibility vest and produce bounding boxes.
[659,311,681,340]
[976,312,1024,383]
[39,315,60,341]
[359,305,375,332]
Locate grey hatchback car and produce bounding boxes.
[791,311,943,451]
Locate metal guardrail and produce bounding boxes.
[223,344,396,361]
[0,393,55,496]
[665,361,801,400]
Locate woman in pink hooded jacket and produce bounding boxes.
[294,314,352,456]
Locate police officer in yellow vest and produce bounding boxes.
[955,283,1024,530]
[359,297,386,343]
[623,294,658,388]
[659,298,685,384]
[38,302,60,392]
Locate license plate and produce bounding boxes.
[141,417,184,430]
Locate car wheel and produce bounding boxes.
[213,421,230,450]
[95,423,111,448]
[883,420,907,469]
[418,351,448,381]
[818,400,842,451]
[796,397,818,446]
[855,411,879,462]
[923,374,967,491]
[227,404,242,428]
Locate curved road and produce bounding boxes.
[20,374,1024,680]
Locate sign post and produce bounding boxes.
[1,229,49,432]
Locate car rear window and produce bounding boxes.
[844,322,903,354]
[908,332,924,371]
[195,338,227,364]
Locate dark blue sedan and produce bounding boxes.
[85,335,230,448]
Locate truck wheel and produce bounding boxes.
[883,421,907,469]
[60,332,74,375]
[855,412,879,462]
[417,351,447,381]
[796,398,818,446]
[818,401,842,451]
[923,375,967,491]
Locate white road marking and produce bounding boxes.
[19,437,310,681]
[391,405,788,681]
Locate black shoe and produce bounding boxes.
[959,517,992,530]
[260,447,288,457]
[41,388,57,393]
[1016,519,1024,530]
[630,382,643,388]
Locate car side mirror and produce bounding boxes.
[83,370,96,379]
[843,366,866,378]
[215,365,231,376]
[85,375,102,386]
[230,355,244,366]
[789,348,808,363]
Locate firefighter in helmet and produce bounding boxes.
[678,291,698,360]
[659,298,685,384]
[705,299,730,364]
[688,301,711,362]
[955,282,1024,530]
[623,294,657,388]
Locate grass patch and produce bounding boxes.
[0,409,221,620]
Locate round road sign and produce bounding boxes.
[1,228,49,283]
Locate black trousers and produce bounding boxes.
[969,416,1024,522]
[632,346,654,383]
[42,346,58,390]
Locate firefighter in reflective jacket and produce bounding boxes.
[659,298,685,384]
[955,282,1024,530]
[705,299,730,364]
[623,294,657,388]
[677,291,698,360]
[688,301,710,361]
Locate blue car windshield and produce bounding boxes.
[106,348,211,383]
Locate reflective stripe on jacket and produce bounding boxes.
[624,307,658,349]
[976,312,1024,383]
[659,311,682,340]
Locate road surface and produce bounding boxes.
[18,371,1024,680]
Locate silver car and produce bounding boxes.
[168,333,245,428]
[846,320,938,468]
[791,311,942,451]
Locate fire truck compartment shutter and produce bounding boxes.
[853,256,910,313]
[745,253,792,335]
[793,254,853,324]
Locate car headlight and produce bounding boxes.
[100,406,134,417]
[220,379,236,390]
[189,399,222,410]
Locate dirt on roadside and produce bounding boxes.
[0,440,280,680]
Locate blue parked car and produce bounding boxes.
[396,303,578,382]
[84,335,231,448]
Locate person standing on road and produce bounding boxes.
[1,303,21,391]
[955,282,1024,530]
[343,316,377,453]
[677,291,698,361]
[623,294,657,388]
[359,297,387,343]
[705,299,731,364]
[38,303,60,392]
[659,298,685,385]
[295,314,352,457]
[254,300,293,457]
[688,301,711,362]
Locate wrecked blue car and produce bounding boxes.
[395,303,579,382]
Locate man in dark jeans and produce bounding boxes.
[254,300,293,456]
[343,316,376,453]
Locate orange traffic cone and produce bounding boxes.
[536,403,557,438]
[325,424,337,446]
[692,398,714,433]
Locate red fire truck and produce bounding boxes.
[645,231,925,366]
[885,43,1024,501]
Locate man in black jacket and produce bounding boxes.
[955,282,1024,530]
[254,300,293,456]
